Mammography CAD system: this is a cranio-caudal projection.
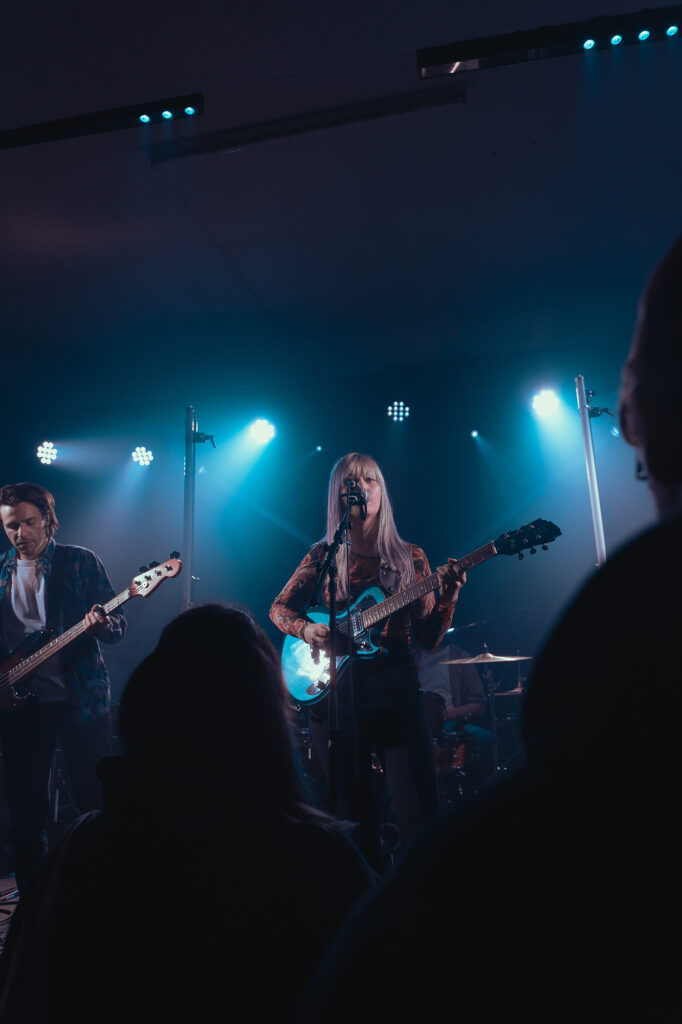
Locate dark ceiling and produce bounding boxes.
[1,1,679,691]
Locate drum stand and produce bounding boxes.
[483,662,527,777]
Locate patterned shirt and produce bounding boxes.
[270,541,455,651]
[0,539,126,723]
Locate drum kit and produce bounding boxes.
[423,643,533,805]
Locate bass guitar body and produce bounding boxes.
[281,586,386,705]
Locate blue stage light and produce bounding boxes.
[583,38,595,50]
[666,25,678,36]
[470,430,479,438]
[316,445,323,452]
[184,106,196,115]
[249,419,276,444]
[610,34,623,45]
[37,441,58,465]
[532,390,560,417]
[638,29,650,40]
[161,110,173,120]
[610,426,621,437]
[132,446,154,466]
[139,114,151,123]
[387,401,410,422]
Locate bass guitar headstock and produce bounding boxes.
[131,554,182,597]
[495,518,561,559]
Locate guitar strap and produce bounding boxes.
[379,563,400,596]
[45,545,68,635]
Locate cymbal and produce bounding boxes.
[440,652,533,664]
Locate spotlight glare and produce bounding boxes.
[316,445,323,452]
[638,29,650,40]
[532,389,560,417]
[610,426,621,437]
[470,430,479,438]
[610,34,623,45]
[667,25,678,36]
[139,113,151,124]
[161,110,173,119]
[583,38,595,50]
[132,446,154,466]
[387,401,410,422]
[36,441,58,464]
[249,419,276,444]
[184,106,196,115]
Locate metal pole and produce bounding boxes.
[182,406,196,609]
[575,375,607,567]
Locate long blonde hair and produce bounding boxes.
[325,453,414,599]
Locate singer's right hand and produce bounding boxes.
[302,622,330,664]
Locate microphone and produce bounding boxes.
[343,479,369,520]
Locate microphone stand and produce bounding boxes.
[311,489,363,816]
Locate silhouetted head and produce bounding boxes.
[118,603,307,816]
[620,233,682,516]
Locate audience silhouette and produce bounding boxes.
[0,603,375,1023]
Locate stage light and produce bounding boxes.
[162,110,173,119]
[316,445,323,452]
[37,441,58,465]
[470,430,479,438]
[532,390,560,417]
[249,419,276,444]
[139,114,151,124]
[667,24,679,35]
[132,446,154,466]
[417,6,682,78]
[387,401,410,422]
[610,426,621,437]
[184,106,196,115]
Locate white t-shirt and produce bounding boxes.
[1,558,67,701]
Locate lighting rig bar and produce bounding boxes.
[417,5,681,78]
[0,93,204,150]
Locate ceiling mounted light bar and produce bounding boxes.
[417,4,681,78]
[0,93,204,150]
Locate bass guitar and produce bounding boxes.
[281,519,560,705]
[0,553,182,713]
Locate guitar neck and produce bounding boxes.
[7,588,132,686]
[360,540,499,630]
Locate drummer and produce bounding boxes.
[412,638,487,729]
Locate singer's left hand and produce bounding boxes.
[436,558,467,606]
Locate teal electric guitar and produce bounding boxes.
[281,519,560,705]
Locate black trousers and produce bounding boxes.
[310,653,439,871]
[0,701,112,892]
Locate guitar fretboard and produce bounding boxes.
[2,589,132,686]
[360,540,498,630]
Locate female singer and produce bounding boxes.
[270,452,466,868]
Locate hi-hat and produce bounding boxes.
[440,652,533,664]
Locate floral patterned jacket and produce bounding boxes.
[269,541,455,651]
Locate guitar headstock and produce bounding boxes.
[495,518,561,558]
[131,555,182,597]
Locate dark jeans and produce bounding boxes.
[0,702,112,892]
[310,653,439,870]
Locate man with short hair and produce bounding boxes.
[0,482,125,892]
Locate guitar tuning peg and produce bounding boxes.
[169,550,181,559]
[149,560,160,568]
[138,565,149,573]
[542,544,549,551]
[530,547,537,555]
[517,552,524,560]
